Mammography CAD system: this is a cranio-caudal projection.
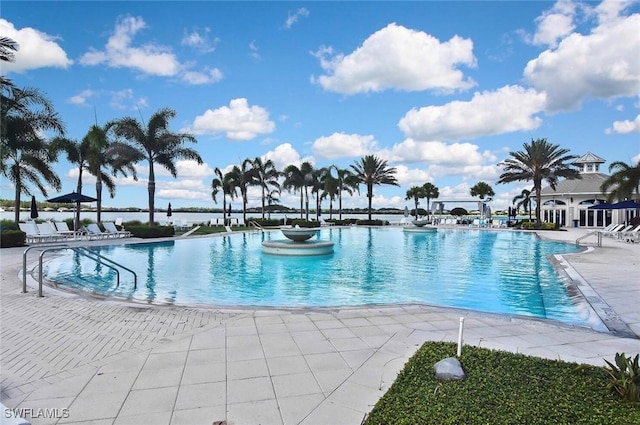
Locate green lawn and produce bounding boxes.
[364,342,639,425]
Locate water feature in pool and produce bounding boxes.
[43,227,589,325]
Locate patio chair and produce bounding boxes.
[621,225,640,243]
[103,221,131,238]
[86,223,113,239]
[54,221,77,238]
[37,222,67,241]
[19,222,52,243]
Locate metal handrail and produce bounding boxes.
[23,244,68,293]
[576,231,602,247]
[24,245,137,297]
[73,247,137,289]
[248,221,263,231]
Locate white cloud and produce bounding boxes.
[249,41,261,61]
[181,27,219,53]
[189,98,275,140]
[531,0,577,48]
[312,23,476,95]
[382,139,493,166]
[175,160,216,178]
[285,8,310,29]
[68,89,96,106]
[263,143,302,171]
[524,11,640,111]
[108,89,147,111]
[312,133,377,159]
[0,18,72,73]
[79,15,222,85]
[606,114,640,134]
[398,86,546,141]
[181,68,223,85]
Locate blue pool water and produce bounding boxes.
[43,227,587,324]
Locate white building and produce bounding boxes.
[538,152,632,228]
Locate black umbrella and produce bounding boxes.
[47,191,98,231]
[30,195,39,219]
[610,200,640,210]
[167,203,172,217]
[450,207,468,216]
[588,202,613,210]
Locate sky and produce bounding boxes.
[2,0,639,213]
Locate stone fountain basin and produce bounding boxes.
[280,226,320,242]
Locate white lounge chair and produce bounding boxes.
[37,222,67,241]
[54,221,77,238]
[103,221,131,238]
[599,224,624,236]
[86,223,113,239]
[320,219,335,227]
[621,224,640,243]
[19,222,54,243]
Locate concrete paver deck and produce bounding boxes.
[1,227,639,424]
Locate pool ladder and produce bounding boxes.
[248,221,264,232]
[22,244,138,297]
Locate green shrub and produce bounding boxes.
[127,224,175,238]
[356,219,387,226]
[605,352,640,403]
[364,342,640,425]
[1,229,26,247]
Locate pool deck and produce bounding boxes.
[1,227,639,425]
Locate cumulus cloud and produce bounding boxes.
[312,23,476,95]
[285,8,310,29]
[524,9,640,111]
[189,98,275,140]
[0,18,72,73]
[606,114,640,134]
[312,133,377,159]
[79,15,222,85]
[530,0,577,47]
[263,143,303,170]
[175,160,216,178]
[398,86,546,141]
[382,139,493,167]
[108,89,147,111]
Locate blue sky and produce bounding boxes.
[2,0,639,212]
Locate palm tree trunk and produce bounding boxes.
[95,178,103,224]
[13,182,21,224]
[76,172,83,230]
[367,184,373,220]
[148,181,155,225]
[338,190,343,220]
[261,187,266,219]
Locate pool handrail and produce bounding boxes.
[72,247,138,290]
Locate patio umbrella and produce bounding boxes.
[30,195,39,219]
[588,202,613,210]
[609,200,640,209]
[47,191,98,231]
[167,203,172,217]
[450,207,468,216]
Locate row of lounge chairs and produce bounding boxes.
[598,223,640,243]
[18,220,131,243]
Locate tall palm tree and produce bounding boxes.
[600,160,640,203]
[405,186,426,219]
[311,167,329,221]
[211,167,234,225]
[251,157,280,219]
[1,86,65,222]
[320,169,339,219]
[85,124,138,223]
[351,155,399,220]
[422,182,439,220]
[283,162,314,220]
[512,188,533,220]
[334,167,359,220]
[226,159,256,224]
[107,107,202,224]
[497,138,580,227]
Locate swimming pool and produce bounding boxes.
[43,227,589,325]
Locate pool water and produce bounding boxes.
[43,227,587,324]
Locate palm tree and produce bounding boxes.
[211,167,234,225]
[85,124,138,223]
[351,155,399,220]
[512,188,533,220]
[226,159,256,224]
[405,186,426,219]
[422,182,439,220]
[251,157,280,219]
[311,167,329,221]
[335,167,359,220]
[283,162,314,220]
[1,86,65,223]
[470,181,495,200]
[320,169,339,219]
[107,107,202,224]
[497,138,580,227]
[600,160,640,203]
